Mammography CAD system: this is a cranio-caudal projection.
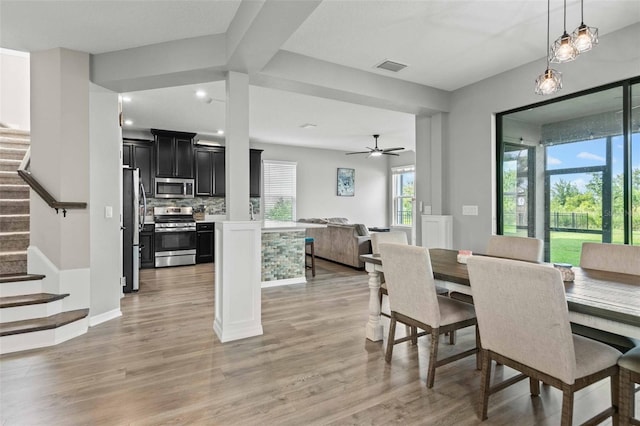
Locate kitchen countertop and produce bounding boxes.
[261,221,326,232]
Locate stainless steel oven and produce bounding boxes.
[153,207,196,267]
[155,177,194,199]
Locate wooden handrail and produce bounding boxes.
[17,148,87,217]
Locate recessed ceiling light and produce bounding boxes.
[124,119,133,126]
[122,96,132,102]
[196,90,207,98]
[300,123,317,129]
[216,129,224,135]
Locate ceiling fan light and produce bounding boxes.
[550,32,579,63]
[370,151,383,157]
[572,23,598,53]
[535,68,562,95]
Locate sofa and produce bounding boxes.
[299,218,372,268]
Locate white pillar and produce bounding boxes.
[213,71,263,342]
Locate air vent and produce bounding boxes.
[375,60,407,72]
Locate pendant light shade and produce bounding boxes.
[550,0,579,63]
[572,0,598,53]
[536,0,562,95]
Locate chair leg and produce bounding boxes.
[479,349,492,421]
[530,378,540,396]
[411,326,418,345]
[426,328,439,388]
[611,370,619,426]
[310,241,315,277]
[475,325,481,371]
[560,385,574,426]
[619,368,632,426]
[449,330,456,345]
[385,316,397,363]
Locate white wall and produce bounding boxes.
[446,23,640,252]
[89,83,122,322]
[252,141,388,227]
[0,48,30,130]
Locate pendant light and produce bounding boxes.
[536,0,562,95]
[572,0,598,53]
[550,0,579,63]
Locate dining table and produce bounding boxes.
[361,248,640,342]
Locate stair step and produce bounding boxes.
[0,159,21,172]
[0,251,27,275]
[0,214,29,232]
[0,231,29,251]
[0,293,67,309]
[0,274,45,297]
[0,171,22,185]
[0,139,29,150]
[0,128,30,138]
[0,147,27,161]
[0,308,89,337]
[0,199,29,214]
[0,184,29,199]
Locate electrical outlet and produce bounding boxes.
[121,277,126,287]
[462,205,478,216]
[105,206,113,218]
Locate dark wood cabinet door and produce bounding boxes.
[195,149,213,196]
[140,225,155,268]
[122,144,132,167]
[213,150,225,196]
[174,137,193,178]
[249,149,262,197]
[155,134,174,177]
[196,223,214,263]
[133,144,154,198]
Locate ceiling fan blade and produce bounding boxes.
[382,147,405,152]
[382,152,400,156]
[345,151,371,155]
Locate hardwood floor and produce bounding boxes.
[0,259,628,425]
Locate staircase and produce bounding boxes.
[0,128,89,354]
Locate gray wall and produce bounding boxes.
[89,83,122,320]
[0,49,30,130]
[446,22,640,252]
[253,141,388,227]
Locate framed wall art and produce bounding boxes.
[337,168,355,196]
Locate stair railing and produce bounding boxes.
[17,147,87,217]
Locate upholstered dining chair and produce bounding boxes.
[379,243,479,388]
[619,345,640,425]
[576,242,640,353]
[450,235,543,306]
[467,256,621,426]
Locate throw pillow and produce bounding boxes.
[326,217,349,224]
[354,223,370,236]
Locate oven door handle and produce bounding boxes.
[155,227,196,233]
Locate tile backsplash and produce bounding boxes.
[145,197,260,215]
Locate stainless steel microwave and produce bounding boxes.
[154,177,194,199]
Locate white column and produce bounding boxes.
[213,71,263,342]
[29,48,90,311]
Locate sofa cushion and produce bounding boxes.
[326,217,349,224]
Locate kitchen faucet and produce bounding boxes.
[249,203,255,221]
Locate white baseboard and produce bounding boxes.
[89,308,122,327]
[261,276,306,288]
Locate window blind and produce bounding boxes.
[263,160,297,221]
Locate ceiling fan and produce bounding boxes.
[345,134,405,157]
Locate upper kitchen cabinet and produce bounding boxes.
[195,147,225,197]
[122,138,154,198]
[151,129,195,179]
[250,149,263,198]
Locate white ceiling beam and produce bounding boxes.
[253,51,451,116]
[225,0,322,74]
[91,34,228,93]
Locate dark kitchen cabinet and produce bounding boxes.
[196,222,215,263]
[151,129,195,179]
[250,149,263,197]
[195,147,225,197]
[123,138,154,198]
[140,224,155,269]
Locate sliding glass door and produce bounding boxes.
[498,78,638,263]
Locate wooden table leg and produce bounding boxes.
[366,267,384,341]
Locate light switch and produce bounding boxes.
[105,206,113,218]
[462,205,478,216]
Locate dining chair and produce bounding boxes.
[577,242,640,353]
[379,243,479,388]
[619,345,640,425]
[372,232,448,319]
[450,235,543,308]
[466,256,621,426]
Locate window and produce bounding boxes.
[263,160,296,221]
[392,165,414,226]
[497,77,640,263]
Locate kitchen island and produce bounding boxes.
[261,221,325,287]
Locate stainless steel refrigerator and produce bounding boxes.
[122,167,146,293]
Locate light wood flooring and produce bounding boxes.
[0,259,631,425]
